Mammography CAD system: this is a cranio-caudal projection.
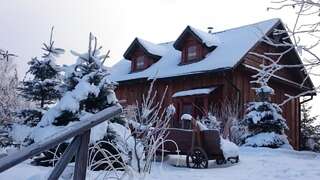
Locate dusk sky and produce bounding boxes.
[1,0,318,117]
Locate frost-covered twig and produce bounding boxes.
[127,78,176,176]
[263,0,320,105]
[249,22,317,105]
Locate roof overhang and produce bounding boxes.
[116,67,232,84]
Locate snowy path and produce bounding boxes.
[0,147,319,180]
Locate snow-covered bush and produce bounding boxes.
[199,112,220,130]
[242,85,289,148]
[230,119,247,145]
[210,99,239,140]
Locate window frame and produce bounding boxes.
[187,45,198,61]
[135,55,146,70]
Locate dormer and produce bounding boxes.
[173,26,219,64]
[123,38,164,72]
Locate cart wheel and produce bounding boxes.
[186,147,208,169]
[216,157,227,165]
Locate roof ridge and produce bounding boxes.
[212,18,280,35]
[156,18,280,45]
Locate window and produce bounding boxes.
[187,45,197,61]
[135,56,145,70]
[182,103,193,115]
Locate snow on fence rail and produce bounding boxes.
[0,105,122,180]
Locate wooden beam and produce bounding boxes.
[48,136,81,180]
[0,105,122,173]
[74,130,90,180]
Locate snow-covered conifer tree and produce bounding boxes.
[242,65,289,148]
[17,28,64,127]
[37,33,117,127]
[29,33,126,169]
[300,102,320,151]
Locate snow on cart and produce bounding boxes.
[157,116,239,168]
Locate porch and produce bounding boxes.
[171,86,223,128]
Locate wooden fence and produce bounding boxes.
[0,105,122,180]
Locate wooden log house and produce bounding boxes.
[110,19,315,150]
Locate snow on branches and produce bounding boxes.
[36,32,117,131]
[126,79,175,175]
[243,34,290,148]
[13,33,128,170]
[0,50,27,148]
[0,51,20,125]
[17,27,64,127]
[252,0,320,105]
[242,79,289,147]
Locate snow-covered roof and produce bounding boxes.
[123,38,166,60]
[188,26,221,47]
[136,38,167,57]
[110,18,280,82]
[172,87,217,98]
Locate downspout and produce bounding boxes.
[223,72,241,112]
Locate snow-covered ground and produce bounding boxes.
[1,147,319,180]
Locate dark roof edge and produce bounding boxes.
[116,67,232,84]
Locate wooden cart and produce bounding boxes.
[158,123,239,168]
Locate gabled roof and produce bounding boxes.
[173,26,220,51]
[111,18,280,82]
[123,38,166,61]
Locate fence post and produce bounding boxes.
[48,136,81,180]
[73,130,90,180]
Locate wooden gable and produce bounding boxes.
[123,38,162,72]
[237,21,315,94]
[173,26,217,64]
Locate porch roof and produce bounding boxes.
[172,87,217,98]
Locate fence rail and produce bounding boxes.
[0,105,122,180]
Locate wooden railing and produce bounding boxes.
[0,105,122,180]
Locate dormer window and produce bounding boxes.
[173,26,218,65]
[187,45,198,61]
[135,56,145,70]
[124,38,163,73]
